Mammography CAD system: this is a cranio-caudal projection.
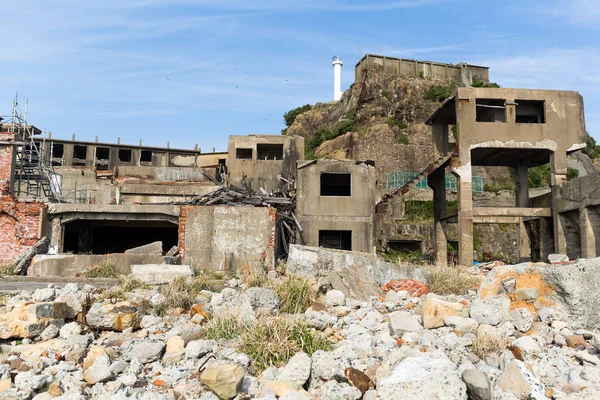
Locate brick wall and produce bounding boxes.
[0,133,45,264]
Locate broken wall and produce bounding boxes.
[180,205,276,272]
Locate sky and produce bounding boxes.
[1,0,599,152]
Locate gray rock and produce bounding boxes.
[241,287,280,314]
[140,315,163,329]
[33,288,56,302]
[60,322,82,339]
[444,316,479,333]
[14,370,50,391]
[510,308,535,333]
[316,381,362,400]
[185,339,217,359]
[501,277,516,293]
[514,288,538,301]
[12,237,49,275]
[512,336,542,354]
[40,324,60,341]
[132,340,165,364]
[462,369,492,400]
[277,352,311,386]
[324,290,346,307]
[548,254,569,263]
[311,350,349,384]
[83,356,113,384]
[470,296,510,326]
[388,311,423,336]
[305,308,337,330]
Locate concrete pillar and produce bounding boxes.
[49,217,63,254]
[580,207,597,258]
[432,121,448,160]
[455,164,473,265]
[539,218,554,262]
[429,168,447,267]
[551,152,568,254]
[555,213,568,256]
[517,218,532,262]
[515,164,529,208]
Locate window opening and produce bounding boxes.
[320,173,351,196]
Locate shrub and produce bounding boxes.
[397,134,409,145]
[275,275,315,314]
[204,314,245,340]
[397,119,408,130]
[583,133,600,159]
[472,333,506,358]
[425,265,477,295]
[471,77,500,88]
[82,260,119,278]
[528,165,579,188]
[0,263,15,276]
[283,104,312,128]
[424,81,457,102]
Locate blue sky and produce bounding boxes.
[1,0,599,151]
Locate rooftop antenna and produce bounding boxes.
[332,56,343,101]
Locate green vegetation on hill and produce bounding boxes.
[304,119,356,159]
[424,81,457,102]
[471,77,500,88]
[528,165,579,188]
[584,134,600,159]
[282,104,312,134]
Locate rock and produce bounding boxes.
[241,287,280,314]
[566,335,589,348]
[33,288,56,302]
[141,315,163,329]
[548,254,569,263]
[0,378,12,391]
[83,346,109,370]
[501,277,516,293]
[166,336,185,353]
[12,237,49,275]
[277,352,311,386]
[510,308,535,333]
[316,381,362,400]
[384,290,407,303]
[304,308,337,330]
[0,302,68,339]
[470,296,510,326]
[324,290,346,307]
[422,298,465,329]
[462,369,492,400]
[86,301,141,331]
[54,292,82,319]
[132,340,165,363]
[190,304,210,319]
[514,288,538,301]
[65,348,87,364]
[497,361,545,399]
[14,370,49,391]
[345,368,372,394]
[200,364,245,400]
[444,316,479,333]
[39,324,59,341]
[186,339,217,359]
[83,356,112,384]
[311,350,349,383]
[59,322,82,338]
[131,264,193,284]
[512,336,541,354]
[388,311,423,336]
[124,241,163,255]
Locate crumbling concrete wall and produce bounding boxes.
[28,254,163,277]
[179,205,276,272]
[0,132,45,264]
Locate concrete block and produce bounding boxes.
[131,264,193,284]
[124,241,163,255]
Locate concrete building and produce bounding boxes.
[423,87,587,266]
[296,160,377,253]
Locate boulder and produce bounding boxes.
[186,339,217,359]
[470,296,510,326]
[0,302,68,339]
[13,237,49,275]
[131,264,193,284]
[83,356,112,384]
[241,287,280,314]
[316,381,361,400]
[461,369,492,400]
[276,352,311,386]
[305,308,337,330]
[59,322,82,339]
[512,336,541,354]
[324,290,346,307]
[124,241,163,255]
[422,298,465,329]
[345,368,372,394]
[388,311,423,336]
[132,340,165,364]
[86,301,141,331]
[200,364,245,400]
[497,361,545,399]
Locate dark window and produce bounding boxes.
[73,145,87,159]
[388,240,421,252]
[236,148,253,159]
[257,144,284,160]
[476,99,506,122]
[516,100,545,123]
[140,150,152,162]
[320,173,351,196]
[319,230,352,251]
[118,149,132,162]
[52,143,64,158]
[95,147,110,161]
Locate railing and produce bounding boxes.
[386,171,484,193]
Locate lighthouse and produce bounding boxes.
[332,56,343,101]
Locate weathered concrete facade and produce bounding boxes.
[227,134,304,192]
[296,160,377,253]
[425,87,587,265]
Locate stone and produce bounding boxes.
[132,340,165,363]
[444,316,479,333]
[47,380,62,397]
[514,288,538,301]
[462,369,491,400]
[124,241,163,255]
[384,290,407,303]
[65,347,87,364]
[86,301,141,331]
[166,336,185,353]
[241,287,280,314]
[548,254,569,263]
[59,322,82,338]
[566,335,589,348]
[512,336,542,354]
[14,370,50,391]
[186,339,217,359]
[12,237,49,275]
[200,364,245,400]
[83,356,112,384]
[497,361,545,399]
[0,378,11,391]
[501,277,516,293]
[33,288,56,302]
[388,311,423,336]
[54,292,82,319]
[422,298,465,329]
[345,367,372,394]
[470,296,510,326]
[0,302,68,339]
[510,308,535,333]
[39,324,59,341]
[316,381,362,400]
[324,290,346,307]
[276,352,311,386]
[140,315,163,328]
[311,350,349,383]
[83,346,109,370]
[131,264,193,284]
[190,304,210,319]
[304,308,337,330]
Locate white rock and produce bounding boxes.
[548,254,569,263]
[444,316,479,333]
[132,340,165,364]
[325,290,346,307]
[305,308,337,330]
[83,356,113,384]
[186,339,217,359]
[316,381,361,400]
[15,370,50,391]
[140,315,163,329]
[33,288,56,302]
[60,322,82,339]
[510,308,535,333]
[241,287,280,314]
[470,296,510,326]
[40,324,60,341]
[277,352,312,386]
[388,311,423,336]
[512,336,542,354]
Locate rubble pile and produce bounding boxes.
[1,257,600,399]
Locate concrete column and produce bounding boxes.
[517,218,532,262]
[539,218,554,262]
[454,164,473,265]
[555,213,568,256]
[515,164,529,208]
[551,152,568,254]
[429,168,447,267]
[432,121,448,160]
[580,207,597,258]
[49,217,63,254]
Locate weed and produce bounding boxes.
[82,260,119,278]
[191,269,223,292]
[397,134,409,145]
[382,90,390,99]
[153,302,167,317]
[119,275,151,292]
[380,249,423,264]
[0,294,8,306]
[472,333,506,358]
[397,119,408,130]
[425,265,477,295]
[275,275,315,314]
[241,263,269,288]
[204,314,244,340]
[0,263,15,276]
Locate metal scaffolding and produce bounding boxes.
[3,94,62,201]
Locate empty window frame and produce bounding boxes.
[236,148,253,159]
[476,99,506,122]
[95,147,110,161]
[257,144,284,160]
[319,230,352,251]
[516,100,545,123]
[118,149,132,162]
[73,145,87,159]
[140,150,153,163]
[52,143,64,159]
[320,173,351,196]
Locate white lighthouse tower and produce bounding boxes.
[332,56,343,101]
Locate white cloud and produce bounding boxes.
[545,0,600,27]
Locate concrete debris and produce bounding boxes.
[12,236,49,275]
[124,241,164,255]
[130,264,193,284]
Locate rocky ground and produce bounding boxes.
[1,257,600,400]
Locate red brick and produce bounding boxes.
[381,279,429,297]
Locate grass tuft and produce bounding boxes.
[425,265,478,295]
[82,260,120,278]
[241,263,269,288]
[156,272,224,312]
[472,333,506,358]
[0,263,15,276]
[204,314,245,340]
[275,275,315,314]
